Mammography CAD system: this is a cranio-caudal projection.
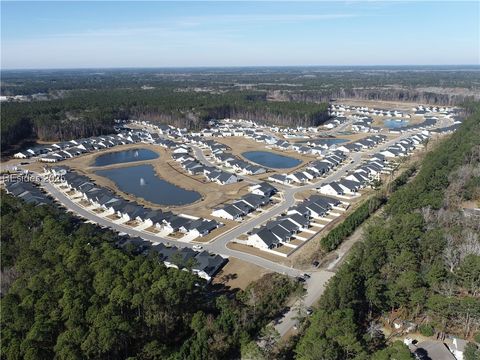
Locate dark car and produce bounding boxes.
[312,260,320,268]
[296,277,306,283]
[303,273,311,279]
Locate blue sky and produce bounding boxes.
[1,1,479,69]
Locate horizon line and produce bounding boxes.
[2,64,480,71]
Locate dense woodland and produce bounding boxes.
[1,88,328,150]
[2,66,480,150]
[294,102,480,360]
[0,194,303,360]
[320,165,417,252]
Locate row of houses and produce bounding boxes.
[180,136,269,176]
[412,105,456,114]
[379,133,429,158]
[336,135,388,153]
[212,152,267,175]
[211,182,278,220]
[431,122,461,134]
[318,155,392,196]
[323,116,348,129]
[246,195,340,250]
[269,151,347,185]
[116,237,226,283]
[167,138,244,185]
[14,130,150,162]
[388,117,438,133]
[174,153,239,185]
[271,139,328,156]
[47,167,222,238]
[271,134,386,158]
[3,178,226,283]
[351,117,375,132]
[4,180,52,206]
[329,104,407,118]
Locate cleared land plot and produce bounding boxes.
[212,257,272,291]
[227,242,291,265]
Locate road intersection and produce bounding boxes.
[36,125,447,338]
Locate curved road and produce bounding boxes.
[37,122,450,338]
[40,128,433,273]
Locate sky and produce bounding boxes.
[1,1,479,69]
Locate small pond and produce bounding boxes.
[384,119,410,129]
[242,151,302,169]
[94,148,159,167]
[95,164,201,206]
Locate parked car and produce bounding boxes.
[312,260,320,268]
[306,307,313,316]
[296,277,306,283]
[303,273,311,279]
[192,245,203,250]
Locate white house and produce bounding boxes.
[317,182,344,196]
[13,152,29,159]
[211,205,244,221]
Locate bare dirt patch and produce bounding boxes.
[227,242,293,265]
[212,257,272,291]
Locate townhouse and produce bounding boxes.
[116,238,227,283]
[246,195,339,250]
[47,167,222,238]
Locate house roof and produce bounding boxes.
[288,213,310,227]
[222,204,245,217]
[256,228,279,247]
[232,201,254,214]
[193,251,226,276]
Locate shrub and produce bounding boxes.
[419,324,434,337]
[474,332,480,344]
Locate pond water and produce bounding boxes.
[95,164,201,206]
[242,151,302,169]
[94,148,159,167]
[384,119,410,129]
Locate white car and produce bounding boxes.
[192,245,203,251]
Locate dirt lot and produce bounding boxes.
[51,143,252,218]
[212,257,272,290]
[227,242,293,266]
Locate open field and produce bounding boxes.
[212,257,272,290]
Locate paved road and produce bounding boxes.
[37,122,452,338]
[275,270,335,337]
[39,128,429,274]
[191,144,261,184]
